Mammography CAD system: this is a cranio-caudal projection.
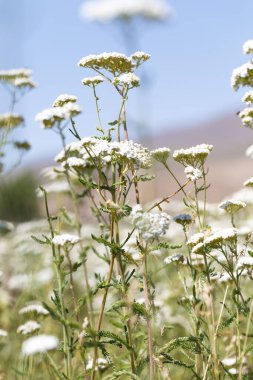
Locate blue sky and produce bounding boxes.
[0,0,252,165]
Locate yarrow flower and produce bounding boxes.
[243,40,253,55]
[238,107,253,128]
[243,177,253,187]
[130,204,170,242]
[219,199,246,214]
[35,103,81,129]
[237,255,253,269]
[186,232,205,249]
[17,321,41,335]
[173,144,213,167]
[242,90,253,104]
[78,52,133,74]
[52,233,81,248]
[184,166,203,181]
[82,76,105,86]
[0,68,33,84]
[150,147,170,164]
[192,228,237,255]
[13,77,37,89]
[131,51,151,66]
[112,72,140,87]
[0,113,24,128]
[164,254,184,265]
[22,334,59,356]
[231,61,253,90]
[19,304,49,316]
[80,0,171,22]
[52,94,77,107]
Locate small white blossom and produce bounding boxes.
[78,52,133,74]
[237,255,253,268]
[82,76,105,86]
[19,304,49,316]
[239,107,253,128]
[231,61,253,90]
[243,40,253,55]
[150,147,170,164]
[52,233,80,247]
[173,144,213,167]
[164,254,184,264]
[242,90,253,104]
[0,113,24,128]
[17,321,41,335]
[244,177,253,187]
[130,204,170,242]
[184,166,203,181]
[35,107,68,129]
[219,199,246,214]
[52,94,77,107]
[113,72,140,87]
[22,334,59,356]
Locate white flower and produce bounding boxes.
[237,255,253,268]
[221,357,237,367]
[36,181,70,197]
[0,68,32,83]
[0,113,24,128]
[246,144,253,158]
[173,144,213,166]
[239,107,253,128]
[244,177,253,187]
[22,334,59,356]
[184,166,203,181]
[52,233,80,247]
[242,90,253,104]
[82,76,105,86]
[17,321,41,335]
[131,51,151,65]
[13,77,37,89]
[231,61,253,90]
[150,147,170,164]
[78,52,133,74]
[19,304,49,316]
[218,199,246,214]
[0,329,8,337]
[164,254,184,264]
[130,204,170,242]
[63,157,87,168]
[186,232,205,248]
[52,94,77,107]
[243,40,253,55]
[113,72,140,87]
[80,0,171,22]
[35,107,68,129]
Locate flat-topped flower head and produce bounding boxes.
[130,204,170,242]
[244,177,253,187]
[82,75,105,86]
[173,214,192,227]
[184,166,203,181]
[0,68,32,84]
[186,232,205,249]
[19,303,49,316]
[237,255,253,269]
[63,157,87,169]
[173,144,213,167]
[219,199,246,214]
[242,91,253,104]
[164,254,184,265]
[0,329,7,337]
[62,103,82,117]
[239,107,253,128]
[112,72,140,87]
[13,77,37,89]
[22,334,59,356]
[35,107,68,129]
[17,321,41,335]
[131,51,151,66]
[80,0,171,22]
[52,233,81,248]
[231,62,253,90]
[243,40,253,55]
[151,147,170,164]
[78,52,133,74]
[0,113,24,128]
[52,94,77,107]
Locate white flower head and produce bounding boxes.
[242,90,253,104]
[53,94,77,107]
[173,144,213,167]
[243,40,253,55]
[19,303,49,316]
[131,51,151,66]
[184,166,203,181]
[78,52,133,74]
[0,113,24,128]
[82,75,105,86]
[22,334,59,356]
[164,254,184,265]
[52,233,81,248]
[35,107,68,129]
[130,204,170,242]
[244,177,253,187]
[151,147,170,164]
[231,61,253,90]
[219,199,246,214]
[17,321,41,335]
[239,107,253,128]
[113,72,140,87]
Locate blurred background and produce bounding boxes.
[1,0,253,221]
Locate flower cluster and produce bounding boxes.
[22,334,59,356]
[151,147,171,164]
[130,204,170,242]
[219,199,246,214]
[173,144,213,167]
[191,228,237,254]
[80,0,171,22]
[0,113,24,129]
[52,233,81,248]
[0,68,36,90]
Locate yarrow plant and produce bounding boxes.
[2,39,253,380]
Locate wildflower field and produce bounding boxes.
[2,3,253,378]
